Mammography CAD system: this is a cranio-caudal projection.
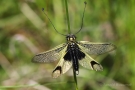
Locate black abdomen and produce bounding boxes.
[64,43,85,74]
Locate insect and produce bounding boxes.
[32,2,116,78]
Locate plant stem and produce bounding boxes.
[65,0,71,34]
[73,69,78,90]
[64,0,78,89]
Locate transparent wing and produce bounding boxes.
[62,61,72,74]
[52,55,72,78]
[79,51,103,71]
[78,41,116,55]
[32,43,67,63]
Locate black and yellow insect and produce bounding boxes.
[32,2,116,78]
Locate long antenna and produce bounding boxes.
[74,1,87,34]
[42,8,66,36]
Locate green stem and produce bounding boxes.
[65,0,71,34]
[73,69,78,90]
[64,0,78,89]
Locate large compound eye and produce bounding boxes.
[66,36,70,41]
[73,35,76,40]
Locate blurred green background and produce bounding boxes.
[0,0,135,90]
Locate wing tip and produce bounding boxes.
[110,43,117,50]
[52,66,62,78]
[90,61,103,71]
[31,56,43,63]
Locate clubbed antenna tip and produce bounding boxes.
[42,8,44,11]
[84,1,87,4]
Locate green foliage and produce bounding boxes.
[0,0,135,90]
